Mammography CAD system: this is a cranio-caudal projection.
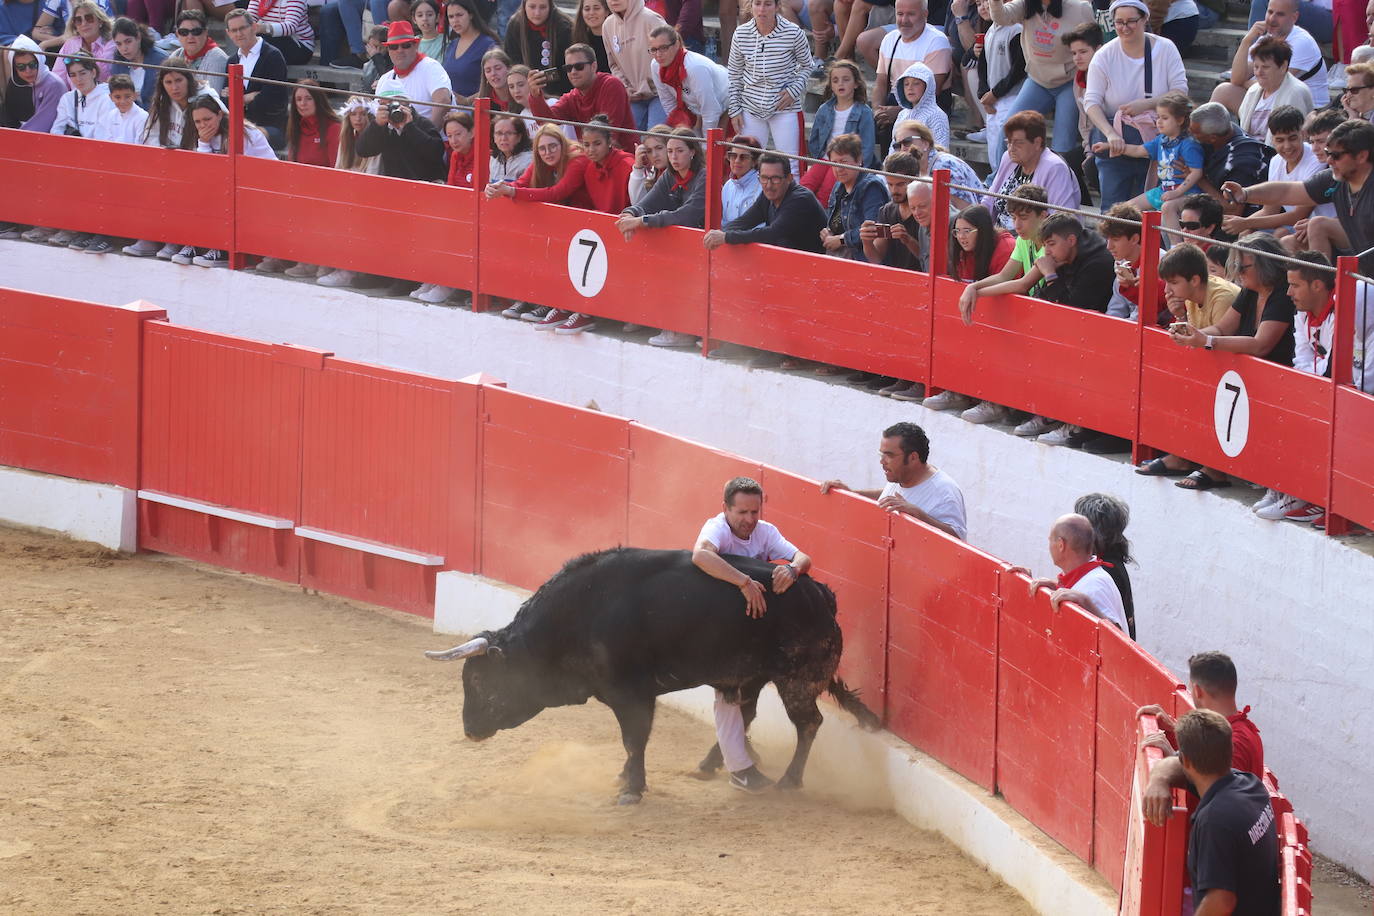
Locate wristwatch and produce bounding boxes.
[1204,335,1215,350]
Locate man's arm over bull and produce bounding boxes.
[692,539,812,619]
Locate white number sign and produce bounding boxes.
[1213,370,1250,458]
[567,229,608,297]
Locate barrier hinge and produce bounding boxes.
[1090,649,1103,669]
[481,412,492,423]
[881,535,894,548]
[619,447,634,459]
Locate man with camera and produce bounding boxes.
[524,43,635,135]
[373,20,454,127]
[355,93,446,182]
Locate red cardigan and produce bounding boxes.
[447,146,476,188]
[513,154,603,211]
[292,117,340,167]
[953,231,1016,282]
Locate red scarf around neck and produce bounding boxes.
[659,46,694,129]
[1058,558,1113,589]
[671,168,695,192]
[183,38,219,62]
[391,52,427,78]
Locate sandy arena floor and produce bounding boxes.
[0,525,1036,916]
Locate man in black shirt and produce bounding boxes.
[1034,213,1115,314]
[1223,119,1374,276]
[355,98,446,182]
[1189,103,1267,217]
[1168,235,1297,367]
[1177,709,1280,916]
[702,153,827,254]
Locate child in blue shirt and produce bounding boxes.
[1092,91,1203,232]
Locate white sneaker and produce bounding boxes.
[285,262,318,278]
[965,129,988,142]
[256,257,290,273]
[418,284,454,304]
[1038,424,1081,446]
[191,248,228,268]
[409,282,435,300]
[21,226,54,243]
[501,301,535,319]
[1014,415,1060,437]
[46,229,76,246]
[922,390,972,412]
[1255,492,1301,521]
[961,401,1008,424]
[316,269,356,288]
[156,242,181,260]
[170,245,197,266]
[647,329,696,347]
[1253,488,1280,514]
[122,238,161,257]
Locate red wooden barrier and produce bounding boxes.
[758,468,891,716]
[0,132,232,251]
[139,323,306,582]
[0,289,160,488]
[996,573,1102,862]
[1119,715,1188,916]
[477,201,708,337]
[626,424,762,550]
[1139,329,1332,505]
[885,514,1002,790]
[709,245,933,383]
[931,277,1140,439]
[1331,386,1374,526]
[235,157,480,291]
[478,385,631,590]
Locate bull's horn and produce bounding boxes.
[424,637,489,661]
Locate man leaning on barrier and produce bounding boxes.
[701,151,826,254]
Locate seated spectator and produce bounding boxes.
[1188,102,1267,219]
[974,0,1027,170]
[526,42,635,133]
[489,111,534,183]
[890,61,948,149]
[618,127,706,347]
[111,17,166,110]
[49,51,112,140]
[959,182,1049,322]
[1226,118,1374,276]
[628,123,672,203]
[1215,0,1329,114]
[255,81,342,278]
[176,94,274,268]
[1170,232,1297,365]
[2,37,61,133]
[315,97,382,290]
[702,150,827,254]
[376,21,457,127]
[810,60,878,169]
[858,152,924,271]
[891,119,984,210]
[97,73,147,144]
[223,9,288,144]
[982,110,1080,232]
[439,0,501,101]
[1084,0,1189,210]
[1013,513,1129,631]
[726,0,810,165]
[721,136,764,229]
[820,133,889,262]
[402,111,483,305]
[604,0,667,131]
[411,0,446,61]
[1176,191,1229,256]
[1224,106,1321,245]
[1101,203,1167,325]
[948,204,1015,289]
[572,0,612,72]
[1074,493,1136,637]
[1026,213,1115,314]
[47,2,114,87]
[504,65,541,134]
[1236,37,1314,145]
[361,26,393,92]
[357,94,446,181]
[1091,93,1202,234]
[1341,62,1374,121]
[180,0,243,23]
[318,0,390,69]
[165,10,228,94]
[1247,0,1333,43]
[504,0,575,96]
[1061,21,1100,202]
[863,0,951,144]
[245,0,314,64]
[820,421,968,540]
[649,25,728,133]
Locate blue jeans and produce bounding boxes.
[1248,0,1333,44]
[1010,78,1080,154]
[1092,125,1151,211]
[494,0,522,38]
[630,96,667,132]
[1195,4,1220,29]
[319,0,390,62]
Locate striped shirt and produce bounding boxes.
[726,17,811,119]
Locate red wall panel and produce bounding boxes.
[709,246,932,382]
[932,277,1139,438]
[139,501,298,583]
[996,574,1101,862]
[0,131,232,250]
[477,201,707,336]
[1331,386,1374,530]
[886,515,1001,790]
[235,157,478,291]
[1140,331,1331,504]
[0,289,158,487]
[626,424,762,550]
[759,469,891,716]
[479,385,630,590]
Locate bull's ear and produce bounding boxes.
[487,645,504,658]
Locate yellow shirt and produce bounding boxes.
[1186,276,1239,329]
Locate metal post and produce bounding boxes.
[1325,256,1358,536]
[471,97,491,313]
[1133,210,1163,466]
[227,63,244,270]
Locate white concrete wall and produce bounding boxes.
[0,465,137,551]
[5,241,1371,879]
[432,571,1116,916]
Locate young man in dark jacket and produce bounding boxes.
[1035,212,1115,313]
[355,100,445,182]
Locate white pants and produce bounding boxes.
[714,689,752,772]
[740,110,801,174]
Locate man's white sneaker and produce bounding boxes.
[170,245,197,265]
[409,282,435,299]
[316,269,356,288]
[1253,488,1281,514]
[1014,415,1060,437]
[418,284,454,303]
[1255,492,1300,520]
[961,401,1008,424]
[922,390,972,411]
[1038,424,1081,446]
[647,329,696,347]
[122,239,162,257]
[155,242,181,260]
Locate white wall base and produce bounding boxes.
[432,570,1115,916]
[0,465,137,551]
[6,241,1371,879]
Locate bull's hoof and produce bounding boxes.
[687,766,719,781]
[616,791,643,806]
[776,775,803,791]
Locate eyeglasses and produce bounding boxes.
[953,227,978,236]
[724,151,754,160]
[1345,84,1372,93]
[1327,147,1350,160]
[647,42,674,52]
[1112,15,1143,26]
[895,136,919,147]
[1178,220,1203,230]
[176,26,206,36]
[72,12,97,22]
[563,60,594,72]
[759,174,789,184]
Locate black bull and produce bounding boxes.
[426,547,880,804]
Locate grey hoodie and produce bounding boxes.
[4,35,63,132]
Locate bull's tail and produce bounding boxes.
[827,678,881,731]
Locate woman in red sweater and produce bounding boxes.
[948,204,1014,283]
[258,80,341,278]
[444,111,477,188]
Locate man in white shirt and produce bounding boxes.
[374,20,454,126]
[870,0,952,130]
[820,421,967,540]
[691,476,812,793]
[1214,0,1329,112]
[1015,514,1128,632]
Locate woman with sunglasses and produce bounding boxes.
[2,37,63,133]
[111,17,167,109]
[891,120,983,209]
[49,1,115,87]
[721,134,763,228]
[503,0,574,95]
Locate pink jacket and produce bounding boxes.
[602,0,665,99]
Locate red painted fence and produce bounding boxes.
[0,285,1313,913]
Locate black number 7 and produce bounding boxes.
[577,238,599,287]
[1223,382,1241,441]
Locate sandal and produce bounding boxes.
[1135,457,1191,477]
[1176,470,1231,491]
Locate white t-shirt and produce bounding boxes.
[696,514,798,561]
[1269,143,1332,215]
[1253,26,1328,106]
[99,104,149,144]
[375,56,453,120]
[830,104,854,143]
[879,469,967,541]
[1082,36,1189,117]
[877,26,951,101]
[1074,565,1128,632]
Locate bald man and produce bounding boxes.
[1013,513,1129,632]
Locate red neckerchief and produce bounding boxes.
[671,168,695,192]
[1229,706,1253,724]
[659,46,694,129]
[391,52,427,78]
[1309,293,1336,358]
[527,19,548,36]
[1075,69,1087,90]
[183,38,220,62]
[1058,558,1113,588]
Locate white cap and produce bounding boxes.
[1108,0,1150,17]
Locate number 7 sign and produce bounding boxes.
[567,229,608,297]
[1213,369,1250,458]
